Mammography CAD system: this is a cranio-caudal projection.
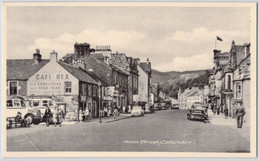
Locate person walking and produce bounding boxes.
[44,106,52,127]
[235,102,246,128]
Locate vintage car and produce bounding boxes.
[6,96,41,127]
[153,103,161,111]
[131,106,144,117]
[187,105,208,121]
[160,103,167,110]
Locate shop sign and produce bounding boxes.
[107,86,119,96]
[103,96,113,101]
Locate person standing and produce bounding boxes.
[53,107,58,127]
[85,107,90,122]
[79,109,83,122]
[224,105,228,119]
[235,102,246,128]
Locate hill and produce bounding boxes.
[151,69,211,99]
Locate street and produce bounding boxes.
[7,110,250,152]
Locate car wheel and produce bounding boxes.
[24,114,34,125]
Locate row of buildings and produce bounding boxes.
[207,41,251,126]
[177,87,205,109]
[7,43,153,120]
[177,40,251,124]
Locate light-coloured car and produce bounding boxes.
[131,106,144,117]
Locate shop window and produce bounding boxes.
[9,82,18,95]
[65,82,72,94]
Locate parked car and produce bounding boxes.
[187,105,208,121]
[6,96,41,127]
[153,103,161,111]
[131,106,144,117]
[170,104,179,109]
[160,103,167,110]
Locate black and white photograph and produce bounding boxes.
[2,2,257,158]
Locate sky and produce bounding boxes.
[6,5,251,72]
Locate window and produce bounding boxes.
[49,100,53,106]
[82,84,87,96]
[43,100,48,107]
[236,82,242,99]
[9,82,18,95]
[88,85,92,96]
[33,100,40,107]
[13,100,20,107]
[65,82,72,94]
[7,100,13,107]
[227,75,231,90]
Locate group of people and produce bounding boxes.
[209,101,246,128]
[44,106,64,127]
[79,108,91,122]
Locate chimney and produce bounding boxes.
[33,49,42,64]
[134,58,140,65]
[50,50,58,62]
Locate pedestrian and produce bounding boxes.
[235,102,246,128]
[53,107,58,127]
[44,105,52,127]
[108,105,111,117]
[57,108,63,127]
[113,103,118,119]
[123,106,126,114]
[211,103,214,111]
[104,106,108,117]
[79,109,83,122]
[85,107,90,122]
[224,107,228,119]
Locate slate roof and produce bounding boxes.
[91,53,105,59]
[83,55,113,85]
[82,69,109,86]
[140,62,151,74]
[58,62,98,85]
[7,59,49,80]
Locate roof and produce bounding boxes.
[83,55,113,85]
[58,62,98,84]
[140,62,151,74]
[91,53,105,59]
[82,69,109,86]
[110,53,130,74]
[7,59,49,80]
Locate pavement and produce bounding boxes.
[208,109,250,143]
[6,109,250,152]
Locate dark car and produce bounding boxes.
[187,106,208,121]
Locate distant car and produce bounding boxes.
[131,106,144,117]
[160,103,167,110]
[170,104,179,110]
[187,106,208,121]
[153,103,161,111]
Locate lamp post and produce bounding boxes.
[98,82,102,123]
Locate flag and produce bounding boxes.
[216,36,223,41]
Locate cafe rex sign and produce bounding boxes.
[27,61,78,96]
